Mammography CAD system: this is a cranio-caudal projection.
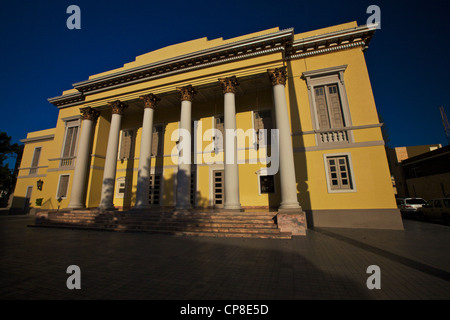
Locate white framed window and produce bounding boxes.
[303,65,353,144]
[60,119,80,167]
[323,153,356,193]
[56,174,70,199]
[61,120,80,158]
[29,147,42,175]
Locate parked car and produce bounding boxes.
[417,198,450,224]
[396,197,427,217]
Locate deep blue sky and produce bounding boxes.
[1,0,449,161]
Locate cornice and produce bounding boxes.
[285,24,376,60]
[48,91,85,108]
[71,28,293,95]
[20,134,55,144]
[47,24,376,108]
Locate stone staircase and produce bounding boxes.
[32,209,292,239]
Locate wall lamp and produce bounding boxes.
[36,179,44,191]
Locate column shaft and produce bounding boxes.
[135,94,159,209]
[269,68,301,210]
[99,101,127,210]
[223,92,242,210]
[175,85,196,210]
[220,76,242,210]
[68,107,99,209]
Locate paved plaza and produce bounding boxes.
[0,214,449,301]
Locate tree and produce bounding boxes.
[0,132,23,207]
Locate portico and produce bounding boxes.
[73,70,302,218]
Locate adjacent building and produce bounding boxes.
[11,21,403,230]
[386,144,442,197]
[401,145,450,200]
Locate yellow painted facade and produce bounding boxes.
[12,21,403,229]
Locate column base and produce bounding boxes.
[276,209,307,236]
[223,203,243,211]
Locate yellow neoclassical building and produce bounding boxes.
[12,21,404,233]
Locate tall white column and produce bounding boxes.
[99,101,128,210]
[134,94,160,209]
[219,76,242,211]
[68,107,100,209]
[268,67,301,210]
[175,85,197,210]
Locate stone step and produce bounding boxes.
[31,223,292,239]
[35,209,290,239]
[47,216,277,225]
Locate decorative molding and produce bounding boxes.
[108,100,128,115]
[218,76,239,94]
[293,140,384,152]
[267,66,287,86]
[140,93,161,109]
[47,24,376,107]
[288,42,366,60]
[48,92,85,108]
[301,65,348,79]
[286,24,376,60]
[20,134,54,144]
[80,107,100,121]
[177,85,197,102]
[292,123,383,136]
[18,166,48,171]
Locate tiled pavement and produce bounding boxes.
[0,215,449,300]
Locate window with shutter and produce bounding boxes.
[57,175,70,199]
[62,125,79,158]
[326,85,344,128]
[315,87,331,129]
[119,130,135,160]
[29,147,42,174]
[314,84,345,130]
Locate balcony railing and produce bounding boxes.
[60,157,76,168]
[319,129,348,143]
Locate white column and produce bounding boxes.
[99,101,128,210]
[268,67,301,210]
[219,76,242,210]
[68,107,100,209]
[134,94,159,209]
[175,85,197,210]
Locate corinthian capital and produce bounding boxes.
[218,76,239,94]
[108,100,128,115]
[177,85,197,102]
[267,67,287,86]
[140,93,161,109]
[80,107,100,121]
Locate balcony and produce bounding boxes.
[60,157,76,168]
[318,129,348,144]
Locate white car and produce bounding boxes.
[396,198,427,217]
